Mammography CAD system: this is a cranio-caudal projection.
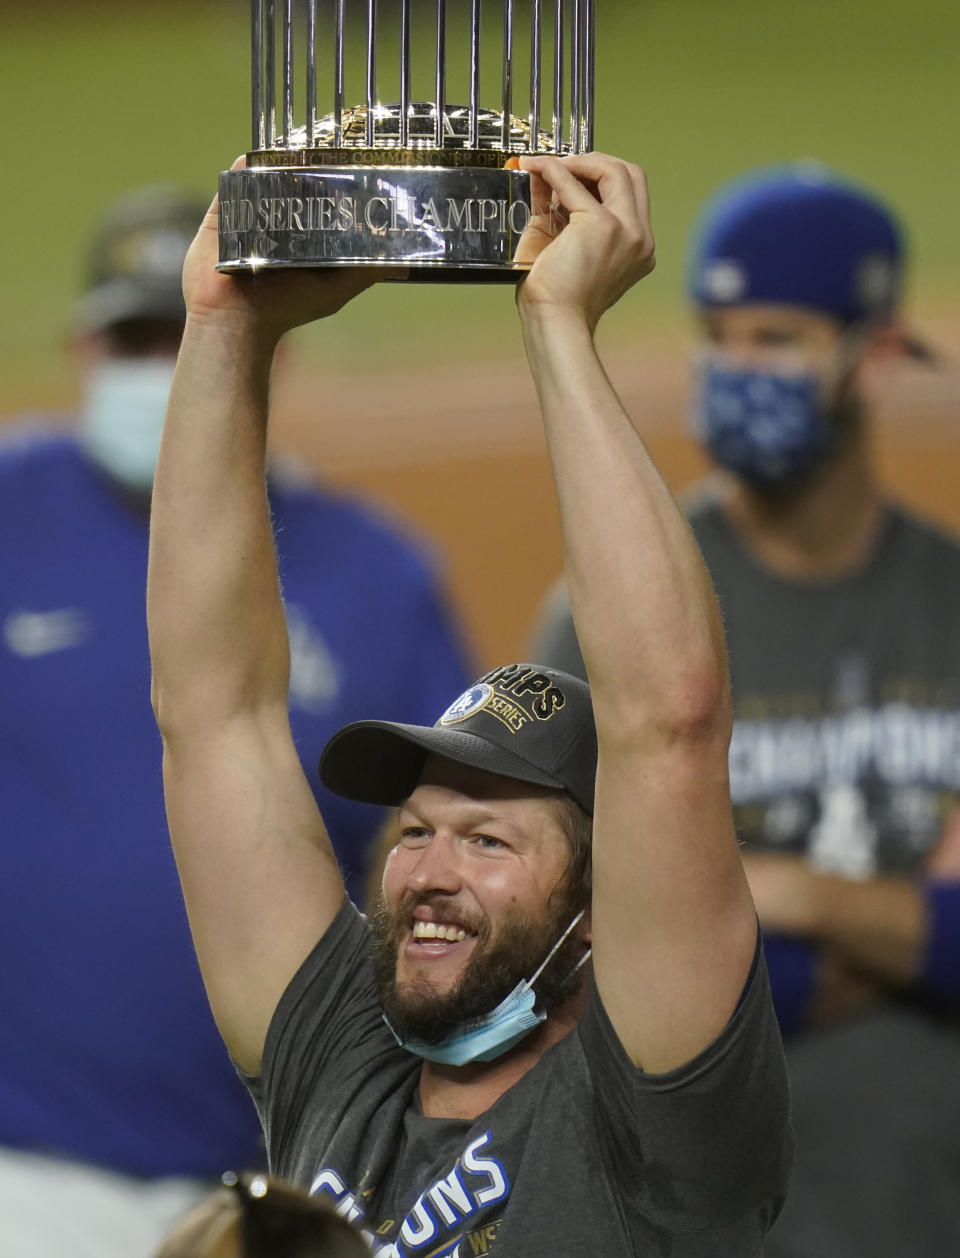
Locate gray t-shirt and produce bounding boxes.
[534,496,960,873]
[531,494,960,1258]
[246,900,791,1257]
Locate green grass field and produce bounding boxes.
[1,0,956,411]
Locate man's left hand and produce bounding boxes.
[515,152,656,335]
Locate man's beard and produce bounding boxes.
[370,891,588,1046]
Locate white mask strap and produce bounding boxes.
[528,909,587,987]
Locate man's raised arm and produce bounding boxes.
[147,184,376,1074]
[517,153,757,1072]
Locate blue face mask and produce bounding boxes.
[691,357,833,489]
[78,358,178,493]
[387,911,591,1067]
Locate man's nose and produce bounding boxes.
[406,832,463,895]
[710,338,768,370]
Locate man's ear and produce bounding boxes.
[864,318,911,363]
[65,328,109,369]
[851,318,912,399]
[64,329,113,398]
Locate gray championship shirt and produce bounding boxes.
[534,496,960,871]
[245,900,791,1258]
[532,494,960,1258]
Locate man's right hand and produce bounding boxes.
[181,157,387,346]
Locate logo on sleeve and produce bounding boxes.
[4,608,91,658]
[285,601,340,713]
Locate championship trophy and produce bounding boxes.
[218,1,595,280]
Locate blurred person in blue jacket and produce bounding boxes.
[0,185,471,1258]
[530,165,960,1258]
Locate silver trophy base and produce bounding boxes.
[217,162,533,283]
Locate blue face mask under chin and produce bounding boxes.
[387,910,591,1067]
[691,357,834,489]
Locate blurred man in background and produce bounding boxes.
[531,165,960,1258]
[0,185,471,1258]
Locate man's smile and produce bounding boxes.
[403,905,481,965]
[412,921,469,942]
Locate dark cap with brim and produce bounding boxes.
[71,184,206,335]
[320,663,597,815]
[72,277,189,335]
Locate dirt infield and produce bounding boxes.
[271,325,960,669]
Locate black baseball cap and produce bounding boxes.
[72,185,207,334]
[319,663,598,815]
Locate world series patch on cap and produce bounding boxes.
[319,663,598,815]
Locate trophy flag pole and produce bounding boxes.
[264,0,276,147]
[366,0,377,146]
[401,0,412,148]
[334,0,346,146]
[470,0,482,149]
[552,0,564,154]
[571,0,581,152]
[251,0,265,150]
[585,0,596,151]
[305,0,317,147]
[501,0,514,151]
[282,0,294,146]
[529,0,542,151]
[435,0,447,148]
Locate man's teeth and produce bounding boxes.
[413,922,468,942]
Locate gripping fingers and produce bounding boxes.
[521,155,607,219]
[521,153,654,264]
[515,153,656,327]
[522,153,642,214]
[200,155,248,237]
[625,163,655,261]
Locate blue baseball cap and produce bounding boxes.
[688,163,906,325]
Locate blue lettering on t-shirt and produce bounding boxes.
[309,1167,367,1226]
[310,1167,347,1197]
[461,1133,509,1207]
[400,1195,437,1246]
[427,1165,473,1225]
[309,1130,511,1256]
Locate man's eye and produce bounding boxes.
[401,827,430,844]
[756,330,797,347]
[474,834,507,851]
